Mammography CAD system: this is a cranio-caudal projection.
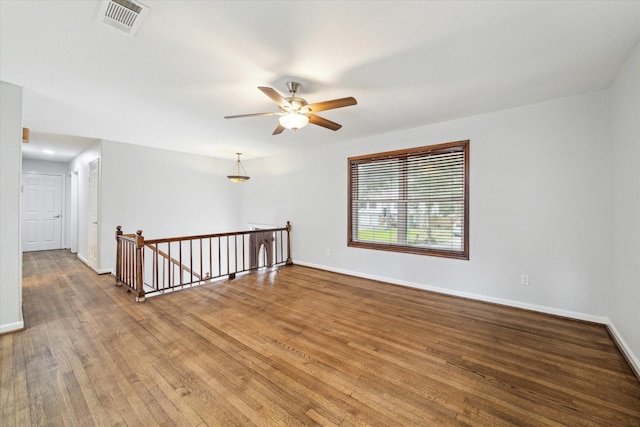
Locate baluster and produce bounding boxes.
[162,256,166,290]
[209,237,213,283]
[242,232,246,271]
[153,244,158,292]
[129,242,134,287]
[199,238,203,284]
[179,240,183,288]
[226,236,230,277]
[167,242,172,289]
[189,239,193,285]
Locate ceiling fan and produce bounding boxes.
[224,82,357,135]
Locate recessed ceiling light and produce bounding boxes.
[43,150,54,155]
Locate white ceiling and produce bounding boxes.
[2,1,639,162]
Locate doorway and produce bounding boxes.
[21,172,64,252]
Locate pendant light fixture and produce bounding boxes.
[227,152,250,183]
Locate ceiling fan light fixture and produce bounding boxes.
[224,82,356,134]
[227,153,250,183]
[279,113,309,130]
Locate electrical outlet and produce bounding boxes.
[520,274,530,286]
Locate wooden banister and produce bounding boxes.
[115,222,292,301]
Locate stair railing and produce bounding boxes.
[115,221,292,302]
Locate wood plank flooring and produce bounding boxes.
[2,249,639,426]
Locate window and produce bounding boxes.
[348,140,469,259]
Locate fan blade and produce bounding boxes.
[224,112,278,119]
[258,87,292,109]
[306,97,357,113]
[308,114,342,131]
[272,123,286,135]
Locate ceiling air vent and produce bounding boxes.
[97,0,149,36]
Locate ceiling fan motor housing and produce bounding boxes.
[284,97,308,112]
[286,81,302,94]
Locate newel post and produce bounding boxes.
[115,226,123,286]
[286,221,293,265]
[135,230,146,302]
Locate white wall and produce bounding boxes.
[0,81,24,334]
[609,42,640,374]
[241,90,611,322]
[22,158,68,174]
[99,140,244,272]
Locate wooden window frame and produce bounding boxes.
[348,140,469,260]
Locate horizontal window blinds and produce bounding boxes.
[348,140,468,259]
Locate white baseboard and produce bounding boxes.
[76,254,112,275]
[295,260,608,324]
[0,320,25,334]
[605,320,640,380]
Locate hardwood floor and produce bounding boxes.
[2,250,639,426]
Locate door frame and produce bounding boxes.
[70,170,79,254]
[87,158,100,272]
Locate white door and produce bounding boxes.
[87,159,100,271]
[21,173,63,252]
